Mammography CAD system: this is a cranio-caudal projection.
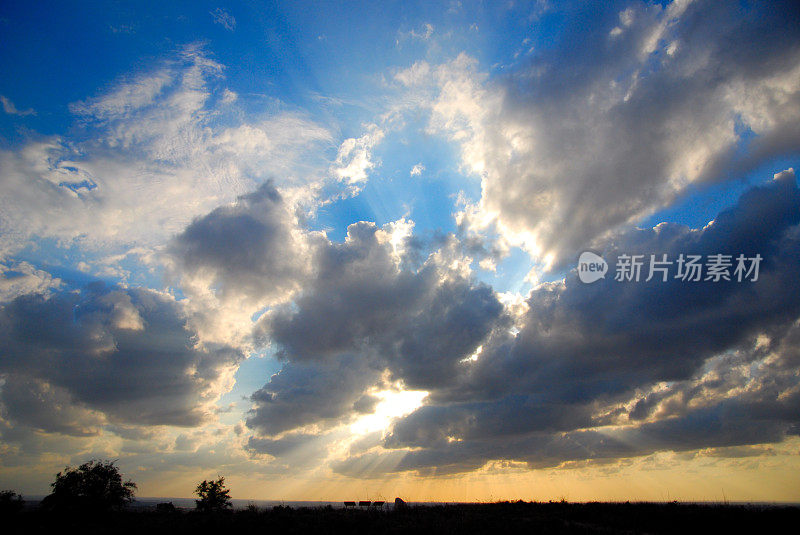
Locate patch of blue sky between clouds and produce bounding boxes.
[640,154,800,230]
[216,348,283,418]
[11,234,168,294]
[473,246,535,295]
[312,117,472,242]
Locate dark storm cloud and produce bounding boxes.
[0,376,102,437]
[0,282,243,429]
[246,357,382,436]
[265,222,507,390]
[265,222,436,362]
[340,360,799,476]
[245,221,508,437]
[243,171,800,473]
[456,171,798,403]
[371,171,800,474]
[352,394,380,414]
[401,379,799,473]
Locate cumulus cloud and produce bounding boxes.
[265,223,505,386]
[364,170,800,474]
[245,221,508,438]
[401,0,800,266]
[244,170,799,472]
[169,181,315,306]
[0,283,243,429]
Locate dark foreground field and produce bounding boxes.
[4,501,799,534]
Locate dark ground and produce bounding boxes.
[3,501,799,534]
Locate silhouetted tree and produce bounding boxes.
[156,502,176,513]
[194,477,232,512]
[41,459,136,511]
[0,490,24,514]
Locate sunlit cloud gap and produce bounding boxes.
[350,388,429,436]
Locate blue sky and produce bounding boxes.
[2,1,800,502]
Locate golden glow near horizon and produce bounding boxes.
[128,436,800,503]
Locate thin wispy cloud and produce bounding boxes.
[0,95,35,116]
[210,8,236,31]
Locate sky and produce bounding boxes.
[1,0,800,503]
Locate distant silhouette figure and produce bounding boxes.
[394,497,408,511]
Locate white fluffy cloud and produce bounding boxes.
[330,124,385,192]
[398,1,800,267]
[0,45,334,256]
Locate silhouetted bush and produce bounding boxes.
[244,502,259,513]
[156,502,176,513]
[0,490,24,515]
[40,459,136,512]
